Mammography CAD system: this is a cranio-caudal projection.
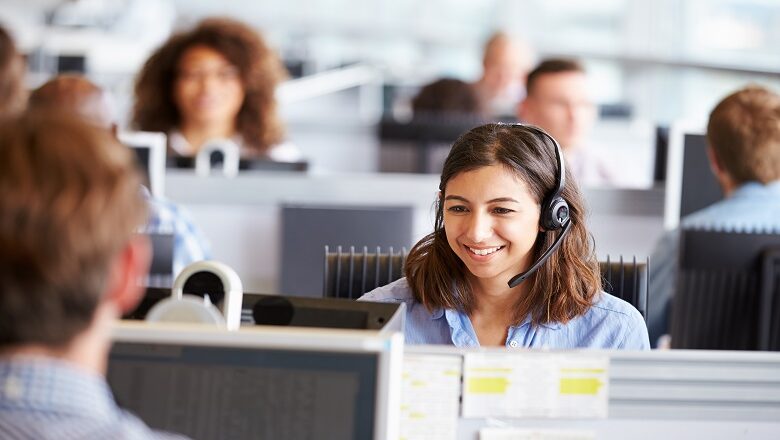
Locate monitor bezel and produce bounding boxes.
[663,122,707,230]
[110,321,402,440]
[118,131,167,199]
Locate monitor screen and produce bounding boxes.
[119,131,167,199]
[108,323,402,440]
[663,127,722,229]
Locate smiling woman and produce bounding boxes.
[360,123,649,349]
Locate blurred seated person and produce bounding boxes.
[133,18,301,162]
[517,59,616,187]
[647,85,780,347]
[29,74,212,277]
[473,32,535,117]
[0,24,26,119]
[412,78,485,120]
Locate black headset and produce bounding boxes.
[507,124,572,288]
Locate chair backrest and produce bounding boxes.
[280,204,413,297]
[671,229,780,350]
[324,246,408,299]
[324,247,649,320]
[600,256,649,322]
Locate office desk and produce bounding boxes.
[166,171,666,293]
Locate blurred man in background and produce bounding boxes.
[518,58,616,186]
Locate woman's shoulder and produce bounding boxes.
[583,291,650,349]
[590,291,643,319]
[358,278,416,304]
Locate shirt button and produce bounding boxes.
[509,340,518,348]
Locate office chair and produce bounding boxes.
[600,256,649,322]
[670,229,780,351]
[323,246,649,319]
[323,246,408,299]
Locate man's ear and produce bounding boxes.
[103,234,152,316]
[706,145,734,194]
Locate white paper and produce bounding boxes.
[480,427,596,440]
[462,352,608,419]
[399,354,462,440]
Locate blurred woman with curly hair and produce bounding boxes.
[133,18,299,161]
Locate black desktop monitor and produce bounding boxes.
[108,323,402,440]
[167,155,309,172]
[664,127,723,229]
[118,131,167,199]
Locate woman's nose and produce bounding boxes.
[466,212,493,243]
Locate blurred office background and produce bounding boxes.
[3,0,779,182]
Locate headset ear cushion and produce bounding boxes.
[541,197,570,230]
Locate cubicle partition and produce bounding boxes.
[165,170,666,294]
[401,345,780,439]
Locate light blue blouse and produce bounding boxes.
[360,278,650,350]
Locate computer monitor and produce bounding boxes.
[108,322,402,440]
[663,124,723,229]
[118,131,167,199]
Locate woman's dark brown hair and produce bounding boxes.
[405,123,601,325]
[132,17,287,155]
[0,25,26,119]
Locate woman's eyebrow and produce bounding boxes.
[443,195,519,203]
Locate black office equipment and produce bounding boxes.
[118,131,167,198]
[323,246,408,299]
[653,125,669,182]
[378,114,482,173]
[323,246,650,319]
[279,204,413,297]
[124,287,403,331]
[664,129,722,228]
[144,233,174,288]
[670,229,780,350]
[167,155,309,172]
[600,256,649,322]
[248,294,403,330]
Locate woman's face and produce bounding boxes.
[174,45,245,128]
[443,164,542,286]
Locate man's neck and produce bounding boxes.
[1,305,114,376]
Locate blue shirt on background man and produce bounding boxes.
[360,278,649,349]
[647,181,780,346]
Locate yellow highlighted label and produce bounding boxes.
[559,378,603,395]
[467,377,510,394]
[560,368,606,374]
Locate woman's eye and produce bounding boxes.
[447,205,467,213]
[492,207,513,214]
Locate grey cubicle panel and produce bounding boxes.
[279,203,414,297]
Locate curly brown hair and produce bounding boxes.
[405,123,602,326]
[0,25,26,119]
[132,17,287,155]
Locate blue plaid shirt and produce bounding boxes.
[0,356,187,440]
[142,194,211,277]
